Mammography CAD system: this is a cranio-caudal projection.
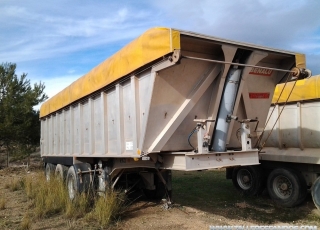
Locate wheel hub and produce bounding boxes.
[273,175,292,199]
[280,183,288,191]
[243,176,250,183]
[237,169,252,190]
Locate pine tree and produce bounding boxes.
[0,63,47,167]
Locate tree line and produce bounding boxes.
[0,63,47,167]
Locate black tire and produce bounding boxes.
[267,168,307,207]
[55,164,68,181]
[295,170,308,205]
[311,177,320,210]
[66,163,92,200]
[45,163,56,181]
[232,165,264,196]
[66,166,78,200]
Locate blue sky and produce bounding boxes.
[1,0,320,104]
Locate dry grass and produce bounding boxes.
[4,183,9,189]
[66,219,77,230]
[24,173,68,218]
[5,177,24,191]
[0,198,6,210]
[65,192,92,219]
[86,191,127,228]
[19,213,32,230]
[23,171,127,228]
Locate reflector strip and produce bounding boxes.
[249,93,270,99]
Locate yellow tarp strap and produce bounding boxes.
[40,27,180,118]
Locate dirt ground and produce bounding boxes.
[1,154,320,230]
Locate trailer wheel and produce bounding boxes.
[55,164,68,181]
[45,163,56,181]
[311,177,320,210]
[66,166,78,200]
[267,168,307,207]
[66,163,92,200]
[232,165,264,196]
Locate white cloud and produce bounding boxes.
[32,74,81,110]
[42,75,80,99]
[149,0,320,73]
[1,0,320,81]
[117,8,128,19]
[68,69,76,74]
[0,3,161,63]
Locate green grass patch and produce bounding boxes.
[172,169,318,225]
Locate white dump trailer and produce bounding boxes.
[229,75,320,208]
[40,27,308,201]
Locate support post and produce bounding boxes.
[212,68,242,151]
[241,123,252,151]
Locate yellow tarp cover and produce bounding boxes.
[272,75,320,104]
[40,27,180,118]
[295,53,306,69]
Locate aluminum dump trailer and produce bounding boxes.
[229,75,320,209]
[40,27,307,201]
